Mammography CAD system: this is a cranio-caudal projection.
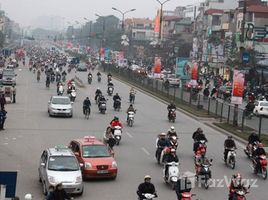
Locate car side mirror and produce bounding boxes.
[260,107,263,111]
[41,163,45,167]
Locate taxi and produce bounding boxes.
[69,136,117,179]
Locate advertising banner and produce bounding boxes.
[100,48,105,61]
[175,57,190,80]
[191,62,198,80]
[154,15,160,33]
[231,70,245,105]
[154,57,161,73]
[105,48,111,61]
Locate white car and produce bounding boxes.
[163,74,180,87]
[253,101,268,116]
[48,96,73,117]
[38,146,83,195]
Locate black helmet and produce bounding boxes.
[86,97,89,100]
[228,135,233,139]
[114,116,119,120]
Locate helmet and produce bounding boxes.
[86,97,89,100]
[228,135,233,139]
[170,126,175,131]
[197,128,203,133]
[130,104,133,107]
[170,148,176,153]
[97,87,100,90]
[144,175,151,180]
[24,194,33,200]
[160,132,166,137]
[114,116,119,120]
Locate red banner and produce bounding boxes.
[154,15,160,33]
[231,70,245,105]
[154,57,161,73]
[191,62,198,80]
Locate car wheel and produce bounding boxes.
[111,175,117,180]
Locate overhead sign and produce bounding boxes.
[246,23,268,41]
[0,171,17,198]
[242,52,250,64]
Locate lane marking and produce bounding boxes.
[141,147,150,156]
[3,143,8,145]
[126,132,133,138]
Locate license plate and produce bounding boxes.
[97,170,108,174]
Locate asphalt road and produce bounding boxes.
[0,61,267,200]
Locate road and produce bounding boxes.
[0,62,267,200]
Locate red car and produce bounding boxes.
[69,136,118,179]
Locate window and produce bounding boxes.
[48,156,79,171]
[82,145,110,158]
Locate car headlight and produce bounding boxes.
[112,161,117,168]
[75,176,82,183]
[85,162,92,169]
[48,175,56,184]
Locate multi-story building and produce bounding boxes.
[124,18,155,41]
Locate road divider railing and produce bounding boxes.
[100,63,268,146]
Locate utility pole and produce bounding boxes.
[156,0,171,42]
[112,7,136,32]
[241,0,247,43]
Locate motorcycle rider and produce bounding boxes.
[113,93,121,109]
[110,116,123,129]
[245,100,255,116]
[156,133,169,162]
[105,126,116,150]
[98,95,106,108]
[167,126,177,138]
[252,143,266,172]
[229,173,247,200]
[37,68,41,81]
[164,148,179,178]
[83,97,91,115]
[167,102,176,119]
[248,132,260,145]
[126,104,136,121]
[97,71,101,77]
[224,136,237,163]
[129,87,136,102]
[137,175,157,200]
[95,88,102,101]
[195,154,212,177]
[192,128,207,153]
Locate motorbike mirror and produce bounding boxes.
[260,107,263,111]
[210,159,213,162]
[248,185,251,189]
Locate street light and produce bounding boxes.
[155,0,171,41]
[112,7,136,31]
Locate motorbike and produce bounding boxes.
[95,94,101,104]
[129,93,135,104]
[194,140,207,157]
[58,86,64,96]
[196,161,212,189]
[163,161,180,189]
[98,101,107,114]
[179,192,196,200]
[113,99,121,111]
[88,75,92,84]
[168,108,176,123]
[231,187,250,200]
[225,148,236,169]
[107,86,114,96]
[127,111,135,127]
[108,76,112,83]
[46,80,50,88]
[244,141,259,159]
[252,154,267,180]
[56,74,61,83]
[84,107,90,120]
[62,75,66,82]
[33,68,36,73]
[113,125,122,145]
[97,75,101,82]
[37,75,40,82]
[69,89,76,102]
[51,74,55,83]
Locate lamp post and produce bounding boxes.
[112,7,136,32]
[95,14,106,48]
[155,0,171,41]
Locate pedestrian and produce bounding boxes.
[0,108,7,130]
[53,183,73,200]
[12,85,16,103]
[46,185,55,200]
[0,93,6,110]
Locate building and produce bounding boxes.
[124,18,154,41]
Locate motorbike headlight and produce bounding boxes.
[48,175,56,184]
[75,176,82,183]
[85,162,92,169]
[171,177,178,182]
[112,161,117,168]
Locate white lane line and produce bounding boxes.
[3,143,8,145]
[126,132,133,138]
[141,147,150,156]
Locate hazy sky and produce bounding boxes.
[0,0,200,27]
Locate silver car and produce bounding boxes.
[2,69,16,85]
[48,96,73,117]
[38,146,83,195]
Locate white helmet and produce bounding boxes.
[170,126,175,131]
[24,194,33,200]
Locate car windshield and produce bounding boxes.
[79,65,86,68]
[82,145,110,158]
[52,98,70,105]
[3,70,15,76]
[48,156,79,171]
[260,102,268,107]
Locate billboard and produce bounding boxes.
[231,70,245,105]
[154,57,161,73]
[175,58,190,80]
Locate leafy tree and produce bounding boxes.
[0,31,5,48]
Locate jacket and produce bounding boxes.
[224,139,236,149]
[53,189,71,200]
[111,120,123,128]
[165,154,179,163]
[113,95,121,101]
[137,182,156,196]
[157,138,168,148]
[83,99,91,107]
[248,134,260,144]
